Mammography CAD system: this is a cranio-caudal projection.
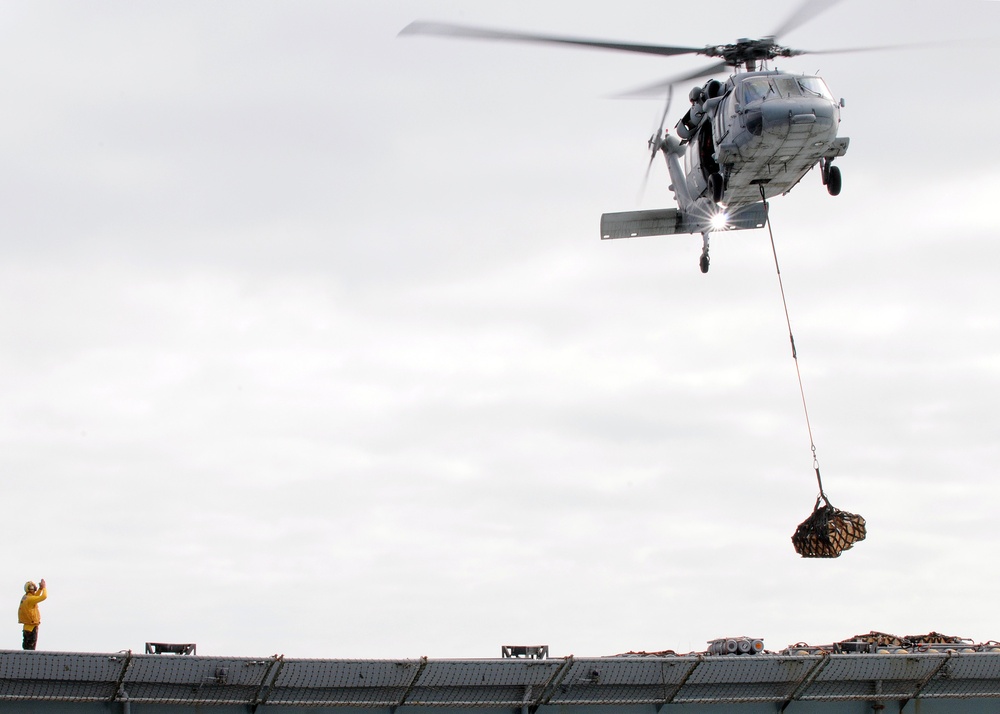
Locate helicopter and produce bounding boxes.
[399,0,873,273]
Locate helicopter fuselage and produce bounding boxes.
[602,70,849,272]
[673,70,849,210]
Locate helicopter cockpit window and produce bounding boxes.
[797,76,833,100]
[774,77,801,98]
[741,78,770,104]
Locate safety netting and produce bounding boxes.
[3,649,1000,707]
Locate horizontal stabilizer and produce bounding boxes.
[601,208,681,239]
[725,202,768,230]
[601,203,767,240]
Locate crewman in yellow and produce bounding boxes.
[18,579,47,650]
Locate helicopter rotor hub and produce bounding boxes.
[703,37,800,67]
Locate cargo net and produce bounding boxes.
[791,494,866,558]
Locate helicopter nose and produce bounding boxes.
[761,97,836,139]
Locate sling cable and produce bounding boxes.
[759,186,866,558]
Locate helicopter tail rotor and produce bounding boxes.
[640,86,673,202]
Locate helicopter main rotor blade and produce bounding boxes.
[770,0,847,40]
[617,60,730,98]
[400,21,705,58]
[796,38,967,55]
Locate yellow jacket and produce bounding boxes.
[18,587,47,630]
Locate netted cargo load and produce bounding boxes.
[791,494,866,558]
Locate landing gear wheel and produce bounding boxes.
[708,172,724,203]
[825,165,842,196]
[700,253,710,273]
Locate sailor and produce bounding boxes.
[18,579,47,650]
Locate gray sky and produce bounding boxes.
[2,0,999,659]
